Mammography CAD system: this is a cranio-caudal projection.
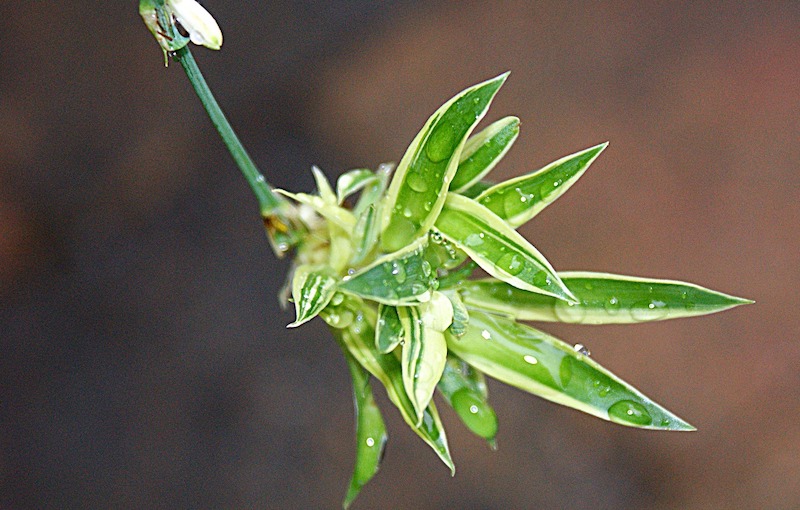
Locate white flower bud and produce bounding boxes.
[167,0,223,50]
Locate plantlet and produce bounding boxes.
[140,3,751,507]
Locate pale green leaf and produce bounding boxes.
[341,349,387,509]
[399,304,448,424]
[312,165,337,204]
[287,265,337,328]
[380,73,509,253]
[339,237,435,305]
[442,289,469,337]
[435,193,577,303]
[450,116,520,192]
[350,204,381,267]
[461,272,752,324]
[275,189,356,230]
[447,310,694,430]
[476,142,607,227]
[337,168,379,205]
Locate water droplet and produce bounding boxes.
[496,252,524,276]
[426,124,456,163]
[608,400,652,426]
[481,329,492,340]
[554,300,587,323]
[604,296,621,315]
[464,233,484,247]
[573,343,591,356]
[331,293,344,306]
[630,300,669,321]
[533,271,549,287]
[421,260,432,277]
[523,354,538,365]
[451,389,498,440]
[407,172,429,193]
[366,437,375,447]
[430,231,444,244]
[502,187,535,217]
[391,261,407,283]
[402,207,413,218]
[469,404,479,414]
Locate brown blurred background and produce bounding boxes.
[1,1,797,508]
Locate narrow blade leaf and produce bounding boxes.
[461,272,753,324]
[450,116,520,192]
[328,302,455,473]
[435,193,577,303]
[399,296,451,424]
[380,73,509,253]
[341,350,388,510]
[375,304,403,353]
[350,204,381,267]
[476,142,608,227]
[287,265,337,328]
[447,310,695,430]
[340,237,435,305]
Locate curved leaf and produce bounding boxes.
[337,168,379,205]
[375,304,403,353]
[438,356,498,445]
[477,142,607,227]
[275,190,356,230]
[398,304,449,424]
[328,302,455,473]
[341,350,387,509]
[435,193,577,303]
[339,237,435,305]
[380,73,509,253]
[287,265,337,328]
[447,310,694,430]
[450,116,520,192]
[461,273,752,324]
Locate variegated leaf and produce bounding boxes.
[450,116,520,192]
[438,356,498,445]
[337,168,379,205]
[275,189,356,230]
[375,304,403,353]
[476,142,607,227]
[339,237,435,305]
[381,73,509,253]
[461,272,752,324]
[287,265,338,328]
[447,310,694,430]
[435,193,577,303]
[327,302,455,473]
[341,349,387,509]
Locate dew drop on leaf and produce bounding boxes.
[426,124,456,163]
[496,252,525,276]
[608,400,652,426]
[407,172,429,193]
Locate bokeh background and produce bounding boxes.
[2,1,797,508]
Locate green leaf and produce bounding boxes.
[380,73,509,253]
[287,265,337,328]
[275,190,356,230]
[447,310,695,430]
[450,116,520,192]
[328,302,455,473]
[339,237,435,305]
[438,356,498,444]
[461,272,753,324]
[399,295,451,424]
[442,289,469,337]
[342,349,387,510]
[337,168,379,205]
[354,163,392,218]
[375,304,403,353]
[435,193,577,303]
[350,204,380,267]
[312,166,337,204]
[476,142,608,227]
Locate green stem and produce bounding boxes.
[174,46,282,215]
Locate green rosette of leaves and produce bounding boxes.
[271,74,752,508]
